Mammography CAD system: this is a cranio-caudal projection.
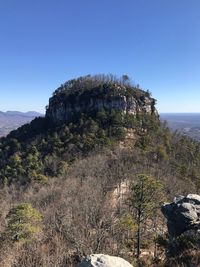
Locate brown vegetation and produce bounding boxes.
[0,139,199,266]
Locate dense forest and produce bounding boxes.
[0,75,200,266]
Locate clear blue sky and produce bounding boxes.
[0,0,200,113]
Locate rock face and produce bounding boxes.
[77,254,133,267]
[46,77,157,124]
[161,194,200,238]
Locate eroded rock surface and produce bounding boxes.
[77,254,133,267]
[161,194,200,238]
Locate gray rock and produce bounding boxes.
[77,254,133,267]
[161,194,200,238]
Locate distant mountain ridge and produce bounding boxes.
[4,111,43,117]
[0,111,43,137]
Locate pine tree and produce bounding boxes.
[128,174,164,258]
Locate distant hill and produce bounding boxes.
[5,111,43,117]
[0,111,43,137]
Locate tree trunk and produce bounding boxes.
[136,221,140,258]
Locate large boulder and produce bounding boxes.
[77,254,133,267]
[161,194,200,238]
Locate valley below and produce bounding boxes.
[0,111,43,137]
[160,113,200,141]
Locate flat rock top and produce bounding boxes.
[77,254,133,267]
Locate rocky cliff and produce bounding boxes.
[46,75,157,124]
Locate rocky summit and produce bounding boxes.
[77,254,133,267]
[161,194,200,238]
[46,75,157,124]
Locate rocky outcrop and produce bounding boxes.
[46,78,157,124]
[161,194,200,238]
[77,254,133,267]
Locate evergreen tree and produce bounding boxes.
[128,174,164,258]
[6,203,43,242]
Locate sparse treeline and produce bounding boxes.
[52,74,141,97]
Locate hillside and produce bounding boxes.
[0,111,43,137]
[0,75,200,267]
[0,75,158,186]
